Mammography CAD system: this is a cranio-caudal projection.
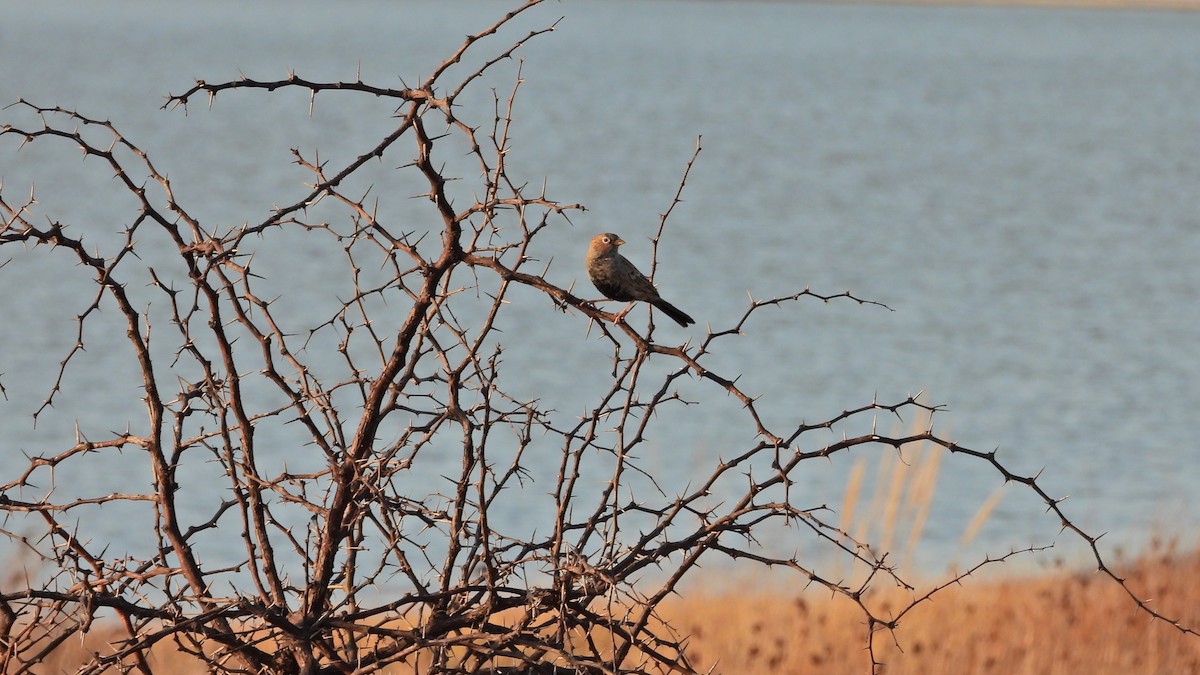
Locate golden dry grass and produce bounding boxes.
[663,545,1200,674]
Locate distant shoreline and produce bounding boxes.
[780,0,1200,10]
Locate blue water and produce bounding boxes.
[2,0,1198,584]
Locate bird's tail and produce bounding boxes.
[653,300,695,327]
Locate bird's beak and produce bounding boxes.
[616,238,625,246]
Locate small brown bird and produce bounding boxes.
[585,232,695,327]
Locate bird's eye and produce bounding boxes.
[602,236,611,243]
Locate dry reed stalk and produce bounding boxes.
[838,411,959,583]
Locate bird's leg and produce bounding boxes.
[614,302,635,323]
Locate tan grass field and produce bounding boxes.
[663,544,1200,674]
[658,432,1200,673]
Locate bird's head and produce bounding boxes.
[589,232,625,256]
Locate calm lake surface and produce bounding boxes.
[2,0,1198,580]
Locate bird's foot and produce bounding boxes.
[613,303,635,323]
